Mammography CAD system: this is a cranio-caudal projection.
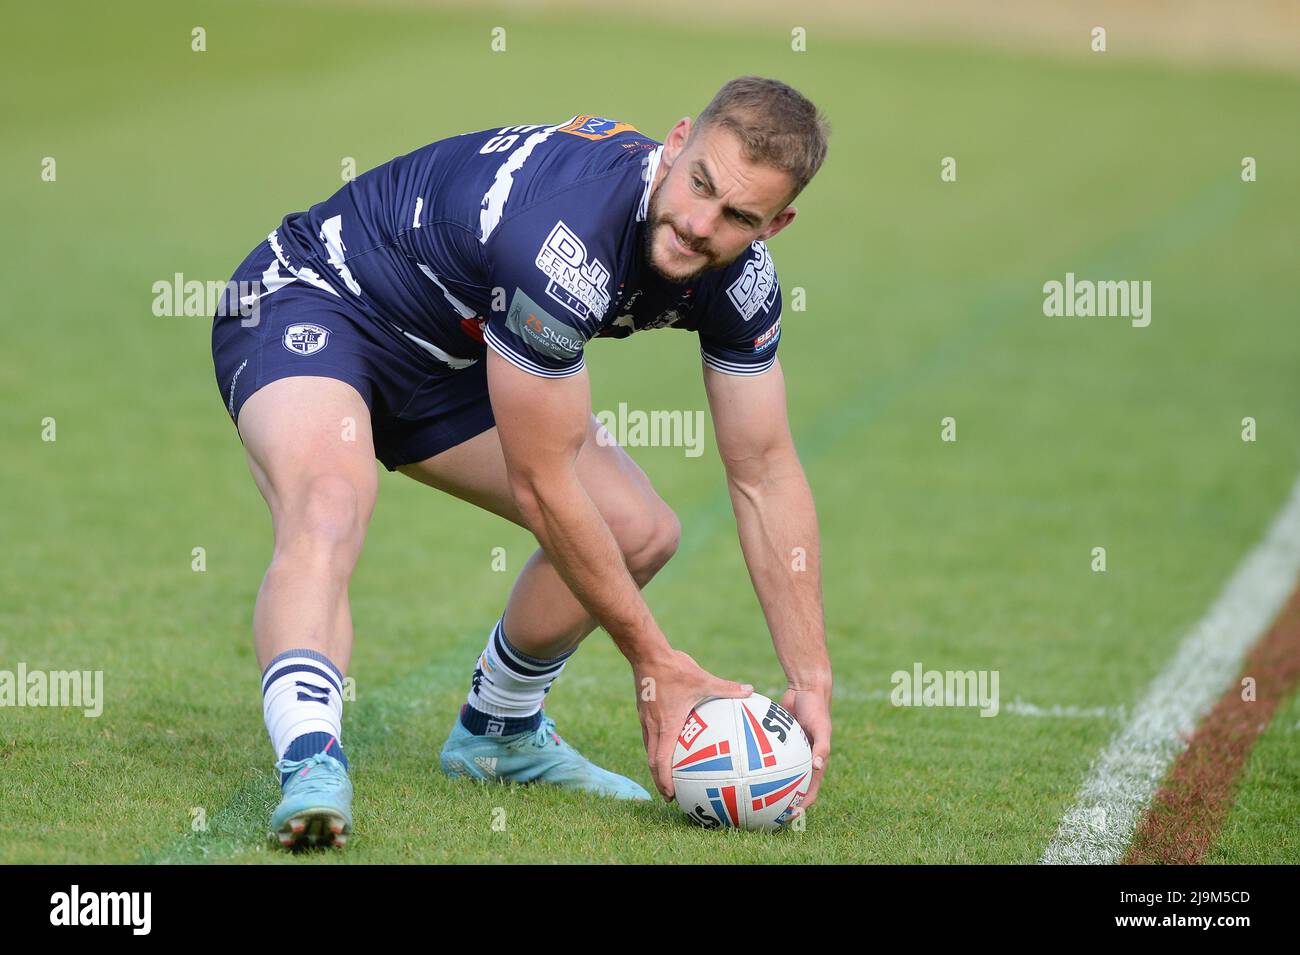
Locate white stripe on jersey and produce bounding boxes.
[478,118,576,244]
[267,229,339,296]
[417,263,476,319]
[485,324,585,379]
[637,145,664,223]
[701,348,778,376]
[402,330,479,369]
[319,215,363,296]
[239,259,298,311]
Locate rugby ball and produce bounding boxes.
[671,693,811,831]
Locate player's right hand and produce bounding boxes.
[632,650,752,802]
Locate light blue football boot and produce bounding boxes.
[439,711,652,801]
[271,752,353,849]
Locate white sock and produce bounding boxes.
[464,618,573,726]
[261,648,345,760]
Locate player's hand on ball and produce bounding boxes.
[634,650,752,802]
[779,683,831,817]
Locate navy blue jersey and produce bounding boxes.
[263,114,783,380]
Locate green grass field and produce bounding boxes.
[2,0,1299,863]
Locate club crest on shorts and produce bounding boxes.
[282,323,331,356]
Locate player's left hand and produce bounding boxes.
[779,683,831,818]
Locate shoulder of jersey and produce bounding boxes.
[474,115,659,175]
[706,238,780,323]
[547,114,661,187]
[550,114,660,160]
[471,115,659,242]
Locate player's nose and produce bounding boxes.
[683,207,717,246]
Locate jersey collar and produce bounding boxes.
[636,145,664,223]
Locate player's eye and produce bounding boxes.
[691,175,705,191]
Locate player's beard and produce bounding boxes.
[640,181,723,286]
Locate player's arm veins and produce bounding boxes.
[704,360,829,687]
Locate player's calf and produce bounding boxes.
[256,472,370,660]
[237,377,379,848]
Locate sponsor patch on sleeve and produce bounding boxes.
[557,114,641,140]
[753,317,781,352]
[506,288,587,361]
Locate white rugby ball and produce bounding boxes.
[671,693,812,831]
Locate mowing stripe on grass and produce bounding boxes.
[1122,582,1300,864]
[1040,473,1300,865]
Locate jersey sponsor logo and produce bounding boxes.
[507,287,586,361]
[557,114,640,141]
[753,316,781,352]
[726,241,778,322]
[282,323,331,356]
[535,220,611,320]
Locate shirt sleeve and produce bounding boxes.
[698,240,782,376]
[482,203,609,379]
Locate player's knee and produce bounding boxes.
[280,473,370,565]
[626,501,681,581]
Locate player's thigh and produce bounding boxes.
[400,415,676,554]
[238,376,379,542]
[395,423,522,524]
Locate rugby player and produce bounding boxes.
[211,76,832,848]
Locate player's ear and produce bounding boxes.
[760,205,796,242]
[663,117,692,164]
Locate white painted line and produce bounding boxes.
[1040,473,1300,865]
[1003,699,1125,720]
[830,687,1124,719]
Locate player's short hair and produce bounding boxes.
[692,76,831,209]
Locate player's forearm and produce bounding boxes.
[727,455,830,690]
[512,473,672,665]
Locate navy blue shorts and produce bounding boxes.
[211,239,495,471]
